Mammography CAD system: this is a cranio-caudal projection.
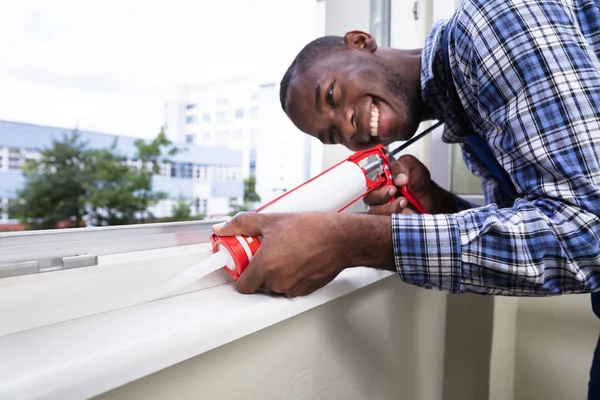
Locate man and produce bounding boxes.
[213,0,600,396]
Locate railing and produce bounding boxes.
[0,219,225,278]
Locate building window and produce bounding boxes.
[251,92,258,100]
[202,113,211,122]
[202,132,211,143]
[216,98,229,106]
[186,116,197,124]
[250,107,258,118]
[216,131,229,147]
[195,198,200,214]
[216,111,227,123]
[234,129,244,141]
[185,134,196,144]
[186,104,197,110]
[235,108,244,119]
[160,163,170,176]
[184,163,193,178]
[170,164,177,177]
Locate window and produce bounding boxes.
[186,116,197,124]
[450,144,484,195]
[185,134,196,144]
[186,104,197,110]
[216,131,228,147]
[234,108,244,119]
[202,132,211,143]
[234,129,244,141]
[216,98,229,106]
[251,92,258,100]
[170,164,177,177]
[216,111,227,123]
[202,113,211,123]
[250,107,258,118]
[184,163,193,179]
[160,163,170,176]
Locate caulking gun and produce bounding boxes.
[141,121,443,302]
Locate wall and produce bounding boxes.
[98,277,448,400]
[510,295,599,400]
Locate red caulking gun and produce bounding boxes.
[141,122,442,302]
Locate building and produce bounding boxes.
[163,75,260,180]
[163,75,315,207]
[0,120,244,225]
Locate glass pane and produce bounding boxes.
[450,144,483,195]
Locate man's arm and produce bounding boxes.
[393,0,600,295]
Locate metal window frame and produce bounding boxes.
[0,219,225,279]
[370,0,391,47]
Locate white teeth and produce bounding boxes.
[370,104,380,137]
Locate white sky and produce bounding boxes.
[0,0,319,138]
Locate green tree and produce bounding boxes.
[11,130,91,229]
[86,128,179,226]
[228,176,262,216]
[167,195,204,222]
[132,128,181,223]
[13,127,181,229]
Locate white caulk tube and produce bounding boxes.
[212,158,375,281]
[255,161,369,213]
[143,150,390,302]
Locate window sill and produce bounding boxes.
[0,267,393,400]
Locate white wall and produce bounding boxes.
[506,296,599,400]
[98,278,448,400]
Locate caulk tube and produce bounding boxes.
[211,159,371,280]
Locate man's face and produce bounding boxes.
[285,38,420,151]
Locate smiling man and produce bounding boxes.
[280,32,426,151]
[213,0,600,397]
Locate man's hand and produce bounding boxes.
[364,154,458,215]
[212,212,394,297]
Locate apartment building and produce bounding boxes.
[0,120,244,224]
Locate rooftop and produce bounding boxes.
[0,120,243,167]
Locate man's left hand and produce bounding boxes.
[212,212,394,297]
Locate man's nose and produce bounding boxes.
[339,108,356,141]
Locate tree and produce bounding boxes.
[86,128,179,226]
[132,128,181,223]
[14,127,181,229]
[11,130,91,229]
[228,176,261,216]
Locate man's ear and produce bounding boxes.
[344,31,378,52]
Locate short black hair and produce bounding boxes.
[279,35,345,112]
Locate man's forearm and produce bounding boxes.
[337,213,396,272]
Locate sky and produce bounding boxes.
[0,0,319,139]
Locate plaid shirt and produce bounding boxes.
[393,0,600,295]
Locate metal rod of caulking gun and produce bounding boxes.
[389,121,443,158]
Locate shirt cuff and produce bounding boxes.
[391,213,463,293]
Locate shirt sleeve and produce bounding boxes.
[395,0,600,296]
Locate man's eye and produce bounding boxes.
[326,83,335,107]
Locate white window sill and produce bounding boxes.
[0,266,392,400]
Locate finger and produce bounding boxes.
[234,255,267,294]
[394,172,408,187]
[367,197,409,215]
[212,212,264,237]
[364,185,397,206]
[391,155,420,185]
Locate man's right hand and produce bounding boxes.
[364,154,458,215]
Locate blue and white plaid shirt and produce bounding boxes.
[393,0,600,295]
